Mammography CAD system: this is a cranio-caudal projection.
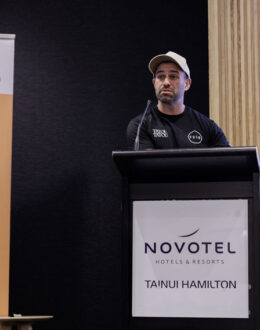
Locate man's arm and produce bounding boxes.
[126,116,155,150]
[208,119,231,147]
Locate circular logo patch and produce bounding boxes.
[188,130,203,144]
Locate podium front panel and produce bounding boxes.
[113,148,260,330]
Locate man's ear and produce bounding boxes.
[184,78,192,91]
[152,78,155,86]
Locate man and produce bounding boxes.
[127,51,230,150]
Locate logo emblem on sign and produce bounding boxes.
[188,130,202,144]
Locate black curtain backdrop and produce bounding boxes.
[0,1,208,329]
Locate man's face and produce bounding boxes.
[152,62,191,104]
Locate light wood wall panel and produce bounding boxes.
[0,35,15,316]
[0,95,12,316]
[208,0,260,149]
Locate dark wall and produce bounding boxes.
[0,1,208,329]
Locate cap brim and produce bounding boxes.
[148,54,180,74]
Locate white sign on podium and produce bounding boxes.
[132,200,248,318]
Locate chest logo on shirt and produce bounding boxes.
[152,129,168,138]
[188,130,203,144]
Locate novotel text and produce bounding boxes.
[144,241,236,254]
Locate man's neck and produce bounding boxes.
[157,101,185,115]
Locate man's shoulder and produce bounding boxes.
[185,106,220,129]
[127,113,144,136]
[127,106,156,127]
[127,111,148,138]
[126,107,157,150]
[185,106,210,121]
[128,112,144,125]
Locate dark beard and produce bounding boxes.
[160,97,173,104]
[158,94,176,105]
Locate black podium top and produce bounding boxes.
[112,147,259,182]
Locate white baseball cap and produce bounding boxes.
[148,51,190,78]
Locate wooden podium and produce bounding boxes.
[113,147,260,330]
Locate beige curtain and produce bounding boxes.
[208,0,260,149]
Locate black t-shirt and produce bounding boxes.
[127,106,230,150]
